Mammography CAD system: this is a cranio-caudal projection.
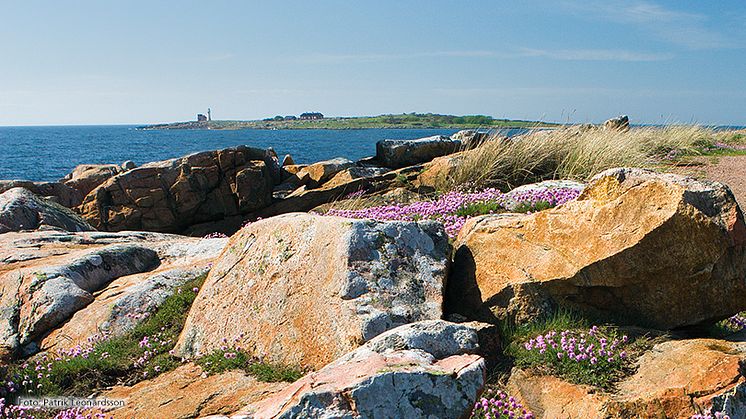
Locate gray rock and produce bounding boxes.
[0,187,95,233]
[376,135,462,169]
[604,115,630,131]
[15,244,159,346]
[240,320,486,419]
[121,160,136,171]
[0,181,84,208]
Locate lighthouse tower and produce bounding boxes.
[207,108,212,121]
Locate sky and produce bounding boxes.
[1,0,745,126]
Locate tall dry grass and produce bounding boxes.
[435,125,714,192]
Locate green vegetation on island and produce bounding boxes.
[139,113,558,130]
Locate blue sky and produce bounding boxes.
[1,0,744,126]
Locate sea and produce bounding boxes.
[0,125,528,182]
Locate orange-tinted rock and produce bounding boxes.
[507,338,746,419]
[104,363,285,419]
[446,168,746,329]
[78,146,275,233]
[174,213,450,370]
[62,164,121,197]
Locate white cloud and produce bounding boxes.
[519,48,673,62]
[560,0,738,50]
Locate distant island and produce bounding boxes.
[138,113,559,130]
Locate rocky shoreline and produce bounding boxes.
[2,126,746,418]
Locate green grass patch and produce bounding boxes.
[513,200,553,213]
[455,200,505,217]
[197,348,302,383]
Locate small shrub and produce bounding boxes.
[507,323,647,390]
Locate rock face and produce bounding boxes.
[451,129,489,149]
[376,135,462,169]
[62,164,122,197]
[238,320,486,419]
[508,338,746,418]
[0,230,227,359]
[446,168,746,329]
[0,180,84,208]
[174,213,450,370]
[104,363,285,419]
[0,187,94,233]
[78,146,275,233]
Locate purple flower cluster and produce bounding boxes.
[0,397,36,418]
[327,187,580,237]
[53,408,110,419]
[470,389,533,419]
[726,313,746,331]
[134,328,173,369]
[523,326,628,365]
[692,413,731,419]
[202,232,229,239]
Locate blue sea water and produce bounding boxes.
[0,126,525,182]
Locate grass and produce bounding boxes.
[197,348,303,383]
[432,125,718,192]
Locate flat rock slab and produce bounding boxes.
[174,213,451,370]
[104,363,285,419]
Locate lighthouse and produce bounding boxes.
[207,108,212,121]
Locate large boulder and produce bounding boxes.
[78,146,276,233]
[236,320,486,419]
[376,135,462,169]
[61,164,122,197]
[604,115,630,131]
[0,187,94,233]
[507,338,746,418]
[446,168,746,329]
[0,180,84,208]
[174,213,450,370]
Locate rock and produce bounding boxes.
[604,115,630,131]
[0,244,159,356]
[376,135,462,169]
[78,146,276,233]
[237,320,486,419]
[121,160,136,171]
[174,213,450,370]
[0,180,84,208]
[281,154,295,167]
[62,164,122,197]
[451,129,490,149]
[0,230,226,359]
[415,151,465,190]
[446,168,746,329]
[104,363,285,419]
[294,157,354,188]
[321,166,390,189]
[508,338,746,418]
[280,164,306,176]
[506,369,608,418]
[0,187,94,233]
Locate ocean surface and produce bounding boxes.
[0,126,527,182]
